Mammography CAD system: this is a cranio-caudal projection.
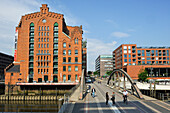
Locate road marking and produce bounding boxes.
[139,101,161,113]
[95,96,104,113]
[94,84,121,113]
[151,101,170,111]
[108,101,121,113]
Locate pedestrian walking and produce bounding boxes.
[91,87,96,98]
[123,90,128,104]
[106,92,109,105]
[111,92,115,105]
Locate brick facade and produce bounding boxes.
[5,4,87,87]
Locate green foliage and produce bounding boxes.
[106,71,112,76]
[138,69,148,82]
[93,71,99,75]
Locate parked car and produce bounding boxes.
[86,79,92,83]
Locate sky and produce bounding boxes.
[0,0,170,71]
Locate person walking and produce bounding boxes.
[91,87,96,98]
[123,90,128,104]
[111,92,115,105]
[106,92,109,105]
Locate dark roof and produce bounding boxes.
[6,65,20,72]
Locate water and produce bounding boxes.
[0,100,63,113]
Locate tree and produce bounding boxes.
[93,71,99,76]
[138,69,148,82]
[106,71,112,76]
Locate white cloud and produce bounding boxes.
[87,38,117,71]
[111,32,130,38]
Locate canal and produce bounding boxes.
[0,100,63,113]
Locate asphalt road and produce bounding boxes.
[71,80,170,113]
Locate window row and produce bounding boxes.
[38,69,49,74]
[38,62,49,67]
[39,26,49,31]
[38,56,50,61]
[38,44,49,48]
[38,50,50,54]
[39,38,49,42]
[39,32,49,36]
[63,66,78,72]
[63,57,78,63]
[63,50,78,55]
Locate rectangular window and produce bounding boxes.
[68,75,71,81]
[41,38,43,42]
[47,26,49,31]
[124,54,127,58]
[124,59,127,62]
[39,26,41,31]
[129,59,131,62]
[147,57,151,60]
[68,57,71,63]
[44,44,46,48]
[63,66,66,71]
[42,26,43,31]
[44,32,46,36]
[47,44,49,48]
[42,32,43,36]
[47,38,49,42]
[129,55,131,58]
[75,57,78,62]
[75,66,78,71]
[41,44,43,48]
[44,26,46,31]
[63,57,66,62]
[47,32,49,36]
[68,66,71,72]
[39,32,40,36]
[44,38,46,42]
[75,50,78,55]
[39,44,40,48]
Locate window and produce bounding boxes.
[42,26,43,31]
[41,32,43,36]
[44,26,46,31]
[68,66,71,72]
[75,66,78,71]
[44,38,46,42]
[142,50,145,56]
[63,42,66,48]
[41,44,43,48]
[38,69,40,74]
[68,75,71,81]
[124,54,127,58]
[47,26,49,30]
[39,38,40,42]
[63,66,66,71]
[63,57,66,62]
[47,32,49,36]
[44,32,46,36]
[75,75,78,80]
[75,50,78,55]
[63,75,66,82]
[142,61,145,64]
[63,50,66,55]
[41,50,43,53]
[39,26,41,31]
[47,44,49,48]
[39,44,40,48]
[68,50,71,55]
[124,59,127,62]
[44,44,46,48]
[39,32,40,36]
[75,57,78,62]
[129,59,131,62]
[147,57,151,60]
[47,38,49,42]
[129,55,131,58]
[11,73,13,76]
[68,57,71,63]
[41,38,43,42]
[44,50,46,54]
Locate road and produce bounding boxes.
[71,80,170,113]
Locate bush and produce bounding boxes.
[138,69,148,82]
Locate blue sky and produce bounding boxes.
[0,0,170,71]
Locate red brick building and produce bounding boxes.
[113,44,170,80]
[5,4,87,92]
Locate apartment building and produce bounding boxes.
[113,44,170,80]
[95,55,113,76]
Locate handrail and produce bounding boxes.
[107,69,144,99]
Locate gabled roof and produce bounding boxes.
[6,65,20,73]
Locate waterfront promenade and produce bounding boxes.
[65,79,170,113]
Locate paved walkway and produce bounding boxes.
[64,80,170,113]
